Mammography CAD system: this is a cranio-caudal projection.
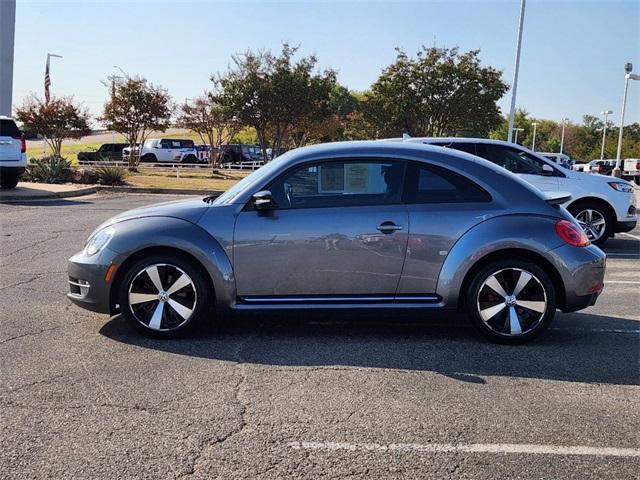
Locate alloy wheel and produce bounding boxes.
[575,209,606,242]
[476,268,547,336]
[127,263,197,331]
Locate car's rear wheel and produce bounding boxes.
[0,171,20,189]
[568,202,612,246]
[182,154,197,164]
[118,254,211,338]
[140,154,157,163]
[467,259,556,344]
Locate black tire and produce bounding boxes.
[0,172,20,189]
[117,253,212,338]
[182,154,197,164]
[635,176,639,186]
[140,154,157,163]
[466,259,556,345]
[567,201,613,247]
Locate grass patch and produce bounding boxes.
[127,169,250,191]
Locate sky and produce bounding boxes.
[11,0,640,126]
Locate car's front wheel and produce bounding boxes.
[118,253,212,338]
[467,259,556,344]
[568,201,612,246]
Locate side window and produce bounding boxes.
[404,163,491,203]
[449,143,477,155]
[268,159,406,209]
[478,144,554,176]
[159,139,171,149]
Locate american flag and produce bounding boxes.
[44,59,51,103]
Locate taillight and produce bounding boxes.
[21,137,26,153]
[555,220,590,247]
[636,161,640,171]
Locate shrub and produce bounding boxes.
[93,165,128,186]
[23,156,72,183]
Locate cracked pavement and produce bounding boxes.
[0,193,639,479]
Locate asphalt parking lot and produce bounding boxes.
[1,192,638,479]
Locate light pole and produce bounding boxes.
[513,128,524,144]
[0,0,16,116]
[559,117,568,153]
[613,63,640,177]
[531,122,538,151]
[507,0,527,143]
[600,110,612,160]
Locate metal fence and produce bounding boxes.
[76,160,264,171]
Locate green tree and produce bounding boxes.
[15,95,91,157]
[215,44,336,160]
[100,76,172,168]
[177,93,240,167]
[363,47,508,138]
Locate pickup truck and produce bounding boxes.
[77,143,128,163]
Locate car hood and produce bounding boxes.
[95,197,209,232]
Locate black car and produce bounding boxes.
[219,144,263,164]
[77,143,128,163]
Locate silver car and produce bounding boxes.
[68,141,606,344]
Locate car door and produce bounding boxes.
[158,139,173,162]
[476,144,560,192]
[397,161,496,294]
[232,158,409,298]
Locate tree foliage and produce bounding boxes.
[100,76,172,168]
[15,95,91,157]
[362,47,508,138]
[214,44,336,159]
[177,93,240,167]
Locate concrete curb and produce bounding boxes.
[0,185,98,202]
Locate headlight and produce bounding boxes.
[84,227,115,256]
[608,182,634,193]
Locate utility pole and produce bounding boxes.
[559,117,568,154]
[600,110,612,160]
[0,0,16,116]
[613,63,639,177]
[507,0,526,143]
[531,122,538,151]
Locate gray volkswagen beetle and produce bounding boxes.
[68,141,606,344]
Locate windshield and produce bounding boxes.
[212,155,289,205]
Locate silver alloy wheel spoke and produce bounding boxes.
[576,209,605,241]
[167,298,193,320]
[516,300,546,313]
[146,266,164,293]
[508,306,523,335]
[166,273,191,296]
[512,271,532,298]
[485,275,508,298]
[149,302,165,330]
[129,292,158,305]
[480,302,507,321]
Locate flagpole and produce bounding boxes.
[45,52,62,103]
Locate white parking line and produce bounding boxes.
[551,327,640,334]
[605,280,640,284]
[606,253,640,258]
[288,441,640,458]
[620,232,640,241]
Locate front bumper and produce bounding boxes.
[67,247,123,314]
[614,219,637,233]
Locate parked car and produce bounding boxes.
[540,153,572,169]
[622,158,640,185]
[77,143,128,163]
[68,141,606,344]
[587,159,617,176]
[123,138,198,164]
[195,144,219,163]
[572,162,588,172]
[219,144,263,164]
[405,138,637,245]
[0,116,27,189]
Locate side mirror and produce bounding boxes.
[252,190,273,210]
[541,164,554,176]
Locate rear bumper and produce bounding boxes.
[549,243,606,313]
[0,166,26,174]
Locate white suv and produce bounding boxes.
[123,138,198,164]
[0,116,27,189]
[407,137,637,246]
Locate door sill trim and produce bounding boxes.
[238,294,441,305]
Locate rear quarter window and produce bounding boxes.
[0,119,21,138]
[404,163,492,204]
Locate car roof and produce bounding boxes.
[403,136,524,148]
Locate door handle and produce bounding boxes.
[377,221,403,234]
